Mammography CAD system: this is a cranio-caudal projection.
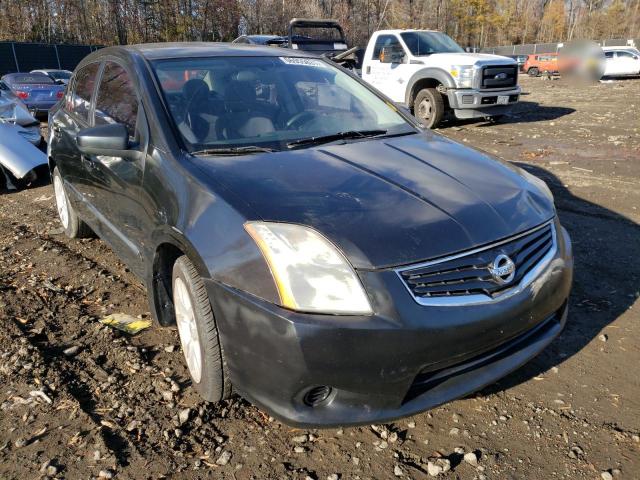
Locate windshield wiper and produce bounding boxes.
[287,129,387,149]
[191,145,278,156]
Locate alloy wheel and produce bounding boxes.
[173,277,203,383]
[53,174,69,229]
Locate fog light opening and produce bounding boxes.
[303,386,333,407]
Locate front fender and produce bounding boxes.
[149,187,280,305]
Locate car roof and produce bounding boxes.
[245,35,281,42]
[97,42,319,61]
[375,29,440,35]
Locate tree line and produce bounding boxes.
[0,0,638,49]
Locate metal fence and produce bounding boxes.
[481,38,640,56]
[0,42,102,76]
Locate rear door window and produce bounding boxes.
[71,62,100,122]
[94,61,139,138]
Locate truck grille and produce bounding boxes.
[398,222,555,302]
[481,65,518,89]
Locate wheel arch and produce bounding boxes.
[148,227,211,327]
[405,68,456,106]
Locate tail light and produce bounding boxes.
[56,90,64,99]
[16,91,29,100]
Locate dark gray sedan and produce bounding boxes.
[48,43,573,427]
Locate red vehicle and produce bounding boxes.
[523,53,559,76]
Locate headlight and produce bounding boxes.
[244,222,373,315]
[450,65,475,88]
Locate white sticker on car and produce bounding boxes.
[280,57,327,67]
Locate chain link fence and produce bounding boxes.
[0,42,102,76]
[480,38,639,56]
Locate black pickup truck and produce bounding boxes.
[233,18,363,71]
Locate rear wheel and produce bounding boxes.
[172,256,231,402]
[528,67,539,77]
[52,167,92,238]
[413,88,445,129]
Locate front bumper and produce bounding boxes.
[448,86,521,118]
[206,224,573,428]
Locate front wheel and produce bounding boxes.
[172,256,231,402]
[528,67,539,76]
[413,88,445,129]
[52,167,92,238]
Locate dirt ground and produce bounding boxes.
[1,76,639,480]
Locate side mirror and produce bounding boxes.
[76,123,140,159]
[380,46,405,64]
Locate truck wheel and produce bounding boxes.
[528,67,539,77]
[413,88,445,129]
[172,255,232,402]
[52,167,93,238]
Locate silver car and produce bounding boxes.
[0,83,43,146]
[31,69,73,86]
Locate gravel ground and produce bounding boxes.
[0,76,639,480]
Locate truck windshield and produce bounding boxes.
[153,56,415,152]
[400,32,464,56]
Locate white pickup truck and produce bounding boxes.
[360,30,521,128]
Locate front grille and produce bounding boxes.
[481,65,518,89]
[399,222,555,301]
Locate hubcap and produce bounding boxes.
[418,98,432,120]
[53,175,69,229]
[174,277,202,383]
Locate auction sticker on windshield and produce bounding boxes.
[280,57,327,68]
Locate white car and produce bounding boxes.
[602,47,640,77]
[30,69,73,85]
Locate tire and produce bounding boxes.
[52,167,93,238]
[528,67,539,77]
[172,256,231,402]
[413,87,445,129]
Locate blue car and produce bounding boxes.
[1,72,65,116]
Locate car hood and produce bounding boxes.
[190,133,554,270]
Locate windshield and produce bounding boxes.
[400,31,464,56]
[9,73,55,85]
[50,71,71,80]
[153,56,414,152]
